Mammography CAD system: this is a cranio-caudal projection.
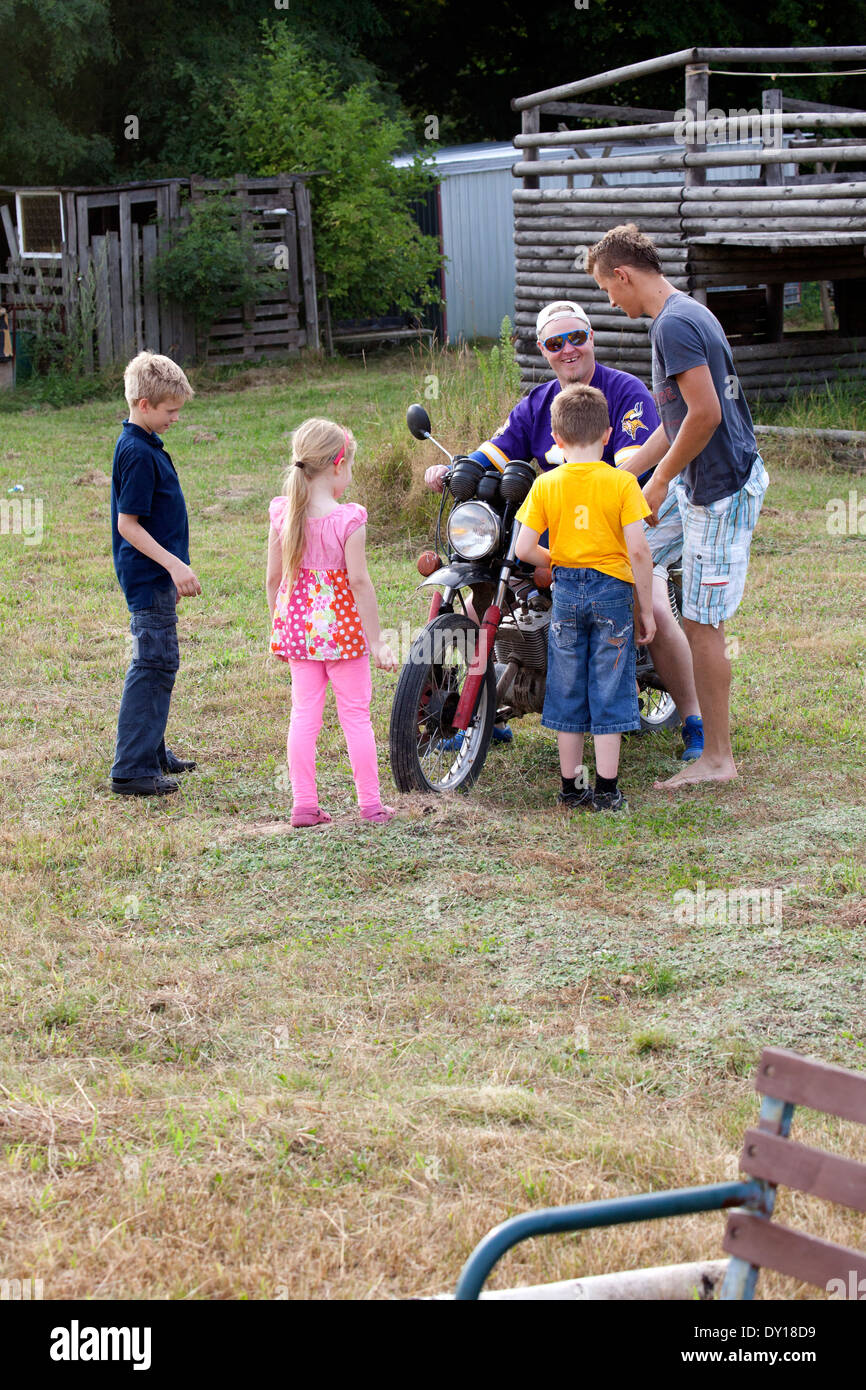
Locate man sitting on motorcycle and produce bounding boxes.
[424,300,703,759]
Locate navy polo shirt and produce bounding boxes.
[111,421,190,610]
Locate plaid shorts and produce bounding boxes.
[678,455,769,626]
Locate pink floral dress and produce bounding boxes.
[269,499,369,662]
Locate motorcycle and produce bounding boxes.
[388,404,681,794]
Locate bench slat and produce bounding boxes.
[723,1210,866,1289]
[740,1129,866,1212]
[756,1048,866,1123]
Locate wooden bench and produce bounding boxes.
[455,1047,866,1300]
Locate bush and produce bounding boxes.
[150,195,282,333]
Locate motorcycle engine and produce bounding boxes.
[494,607,550,674]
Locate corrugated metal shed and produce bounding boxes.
[397,140,794,342]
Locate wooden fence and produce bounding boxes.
[511,47,866,400]
[0,174,319,372]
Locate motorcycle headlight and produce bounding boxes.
[446,501,500,560]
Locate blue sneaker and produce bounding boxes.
[681,715,704,762]
[440,723,513,752]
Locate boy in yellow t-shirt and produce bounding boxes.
[515,384,656,812]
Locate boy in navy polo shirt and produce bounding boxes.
[110,351,201,796]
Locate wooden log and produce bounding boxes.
[783,97,865,115]
[735,353,866,376]
[687,254,865,274]
[515,226,686,243]
[753,423,866,442]
[698,45,866,61]
[516,253,683,273]
[762,90,785,353]
[691,267,865,288]
[524,311,648,333]
[681,199,866,217]
[515,109,866,148]
[141,223,160,351]
[681,180,866,200]
[515,206,681,222]
[733,335,866,362]
[522,105,541,190]
[512,145,866,178]
[541,101,678,123]
[514,186,686,203]
[685,217,866,236]
[512,50,700,109]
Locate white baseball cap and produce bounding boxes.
[536,301,592,341]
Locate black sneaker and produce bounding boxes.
[161,749,197,774]
[591,788,628,813]
[556,786,594,811]
[111,776,179,797]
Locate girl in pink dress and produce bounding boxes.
[266,417,398,827]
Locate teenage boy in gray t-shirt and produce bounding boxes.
[588,223,768,793]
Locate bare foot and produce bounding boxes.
[654,756,738,791]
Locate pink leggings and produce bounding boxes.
[288,655,382,812]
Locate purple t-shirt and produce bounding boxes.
[469,362,659,482]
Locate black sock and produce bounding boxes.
[561,774,577,795]
[595,773,618,795]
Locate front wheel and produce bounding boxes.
[638,684,680,731]
[389,612,496,792]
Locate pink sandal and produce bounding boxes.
[291,807,333,828]
[360,804,397,824]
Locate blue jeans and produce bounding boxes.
[111,585,179,779]
[543,568,639,735]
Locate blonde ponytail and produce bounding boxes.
[279,418,356,590]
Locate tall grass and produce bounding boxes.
[355,319,524,538]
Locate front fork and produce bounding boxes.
[451,526,518,731]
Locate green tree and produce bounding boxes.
[221,28,441,320]
[0,0,116,183]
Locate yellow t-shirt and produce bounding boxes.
[515,459,650,584]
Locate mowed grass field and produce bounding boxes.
[1,349,865,1300]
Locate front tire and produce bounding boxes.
[638,685,680,731]
[389,612,496,792]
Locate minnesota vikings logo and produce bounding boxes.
[621,401,648,442]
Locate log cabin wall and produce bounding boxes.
[511,47,866,402]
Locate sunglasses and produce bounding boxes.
[542,328,589,353]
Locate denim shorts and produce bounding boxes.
[678,455,769,626]
[543,568,639,735]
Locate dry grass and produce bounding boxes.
[1,354,865,1300]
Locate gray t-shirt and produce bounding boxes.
[650,293,756,506]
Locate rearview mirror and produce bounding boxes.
[407,404,431,439]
